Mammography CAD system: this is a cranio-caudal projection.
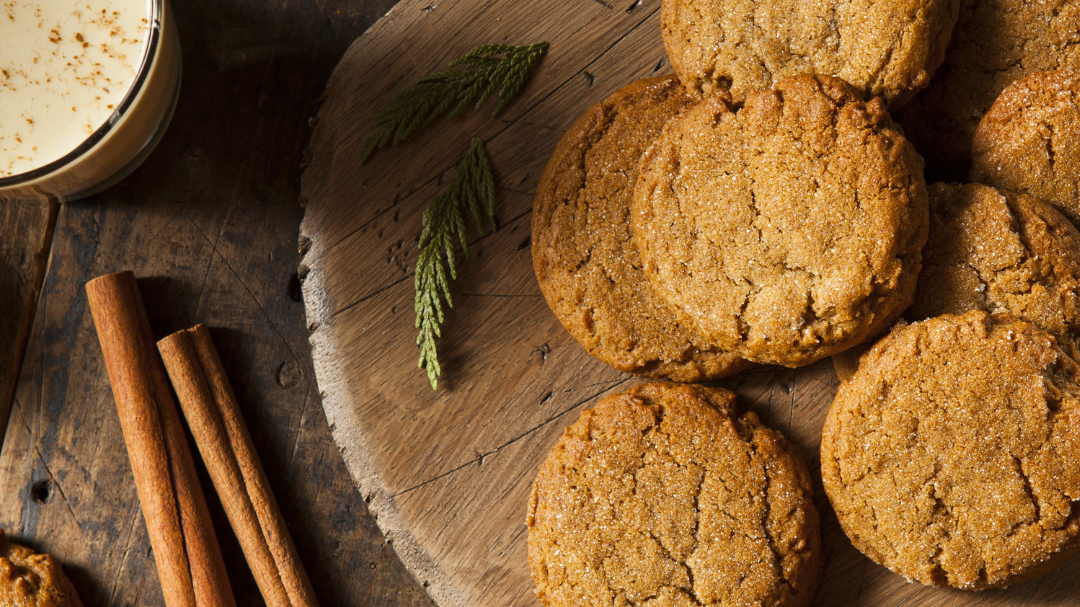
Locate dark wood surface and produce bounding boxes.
[0,1,433,606]
[0,200,56,445]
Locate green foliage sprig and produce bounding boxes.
[414,137,495,389]
[362,41,547,389]
[360,42,548,163]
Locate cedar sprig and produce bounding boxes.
[360,42,548,164]
[414,137,496,389]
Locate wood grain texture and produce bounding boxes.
[298,1,1080,606]
[0,200,57,445]
[0,1,432,606]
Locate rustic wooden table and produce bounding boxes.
[0,0,434,605]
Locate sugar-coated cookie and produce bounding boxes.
[971,69,1080,225]
[532,76,751,381]
[0,528,84,607]
[633,74,927,367]
[911,183,1080,360]
[895,0,1080,182]
[822,312,1080,589]
[528,382,821,607]
[661,0,959,106]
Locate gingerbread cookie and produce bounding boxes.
[0,528,84,607]
[532,76,750,381]
[821,311,1080,589]
[911,183,1080,360]
[895,0,1080,182]
[971,69,1080,225]
[528,382,821,606]
[661,0,959,106]
[633,74,928,367]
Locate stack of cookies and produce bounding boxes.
[528,0,1080,604]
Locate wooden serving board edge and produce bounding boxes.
[302,270,458,606]
[298,4,455,601]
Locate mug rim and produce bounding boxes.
[0,0,164,188]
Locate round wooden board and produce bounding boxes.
[297,1,1080,605]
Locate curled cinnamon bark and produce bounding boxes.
[86,271,235,607]
[158,324,318,607]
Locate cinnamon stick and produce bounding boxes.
[86,272,236,607]
[158,324,319,607]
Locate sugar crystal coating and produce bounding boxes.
[896,0,1080,182]
[972,69,1080,226]
[533,75,750,381]
[822,312,1080,589]
[528,382,822,607]
[913,183,1080,361]
[661,0,959,106]
[632,74,927,367]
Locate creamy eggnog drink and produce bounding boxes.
[0,0,180,200]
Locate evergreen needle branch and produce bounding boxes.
[414,137,496,390]
[360,42,548,164]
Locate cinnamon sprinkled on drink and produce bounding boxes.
[0,0,151,176]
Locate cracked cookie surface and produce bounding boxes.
[895,0,1080,182]
[0,528,84,607]
[911,183,1080,361]
[527,382,821,607]
[971,69,1080,226]
[821,311,1080,589]
[660,0,959,106]
[632,74,928,367]
[532,76,750,382]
